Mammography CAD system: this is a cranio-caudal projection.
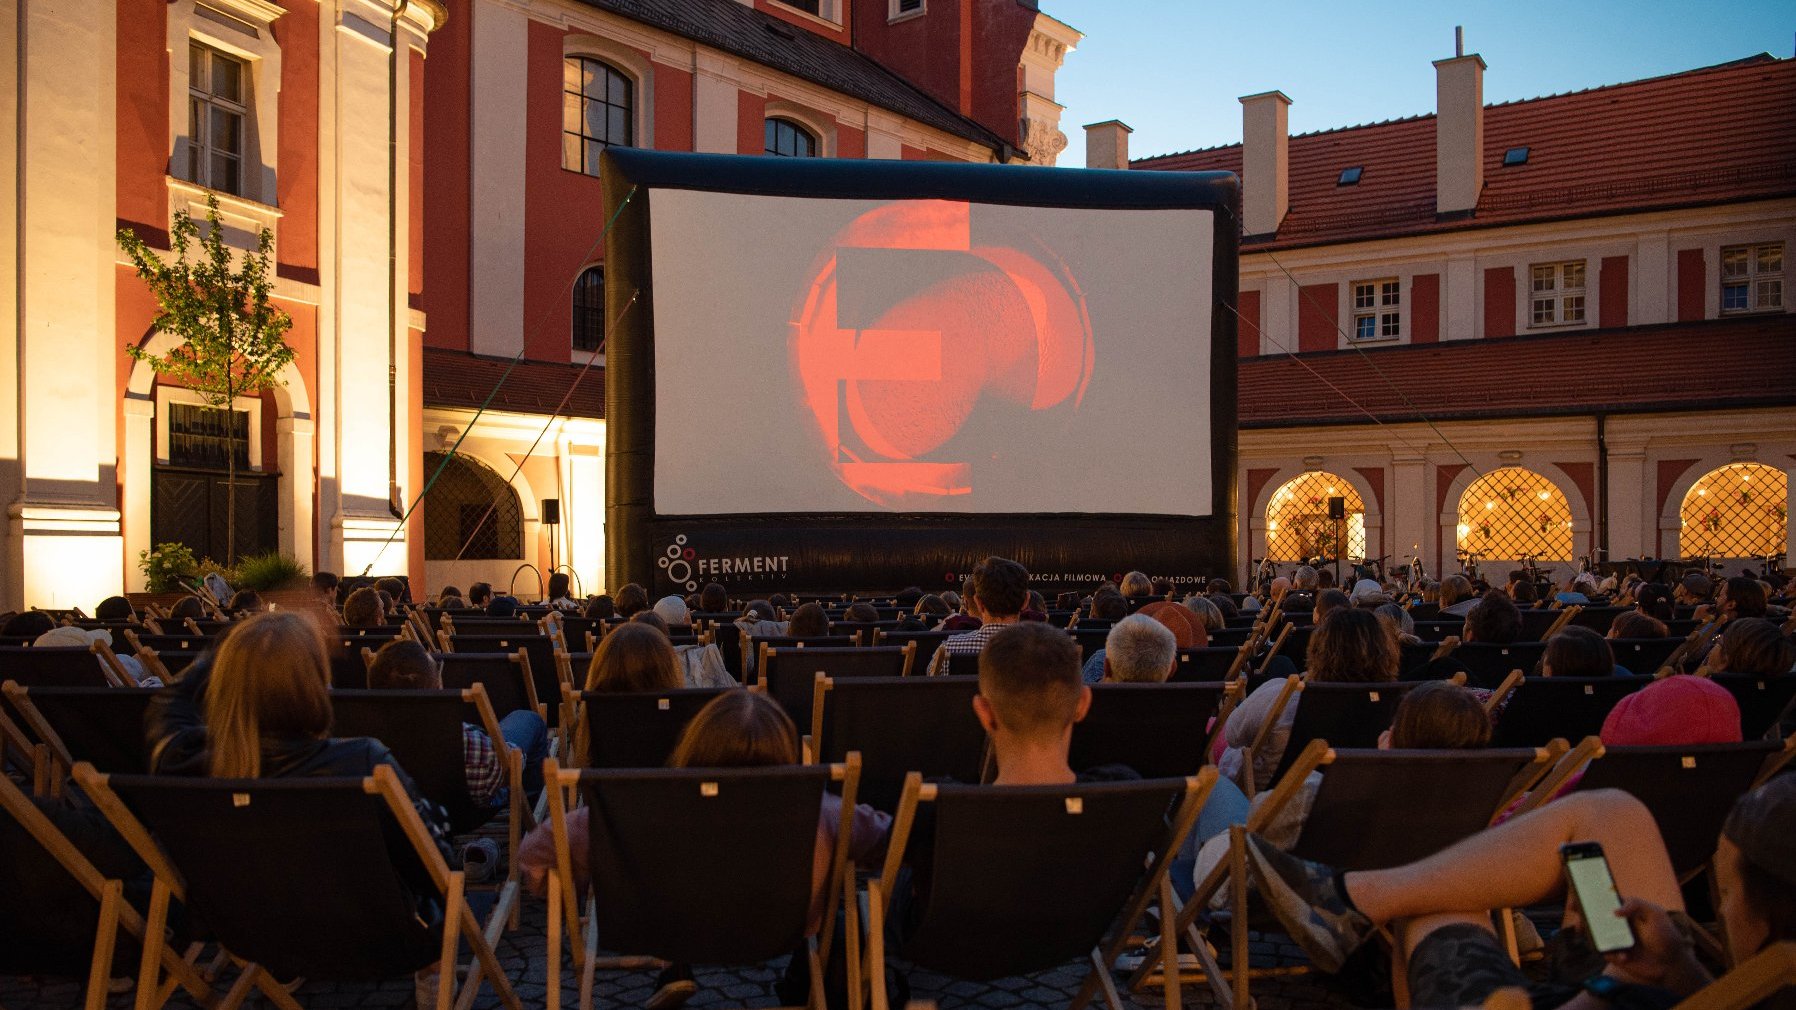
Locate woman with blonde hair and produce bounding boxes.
[582,621,683,694]
[144,611,454,1005]
[1119,570,1154,598]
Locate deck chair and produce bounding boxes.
[708,621,746,680]
[761,645,915,729]
[1518,738,1796,881]
[436,650,543,724]
[944,650,984,677]
[443,633,561,722]
[3,684,155,781]
[0,771,213,1010]
[1412,620,1464,643]
[1708,673,1796,740]
[1518,609,1563,641]
[1208,626,1254,649]
[1071,627,1111,661]
[328,686,524,832]
[1142,743,1555,1009]
[75,763,521,1010]
[749,636,861,685]
[1068,682,1233,779]
[1450,642,1549,688]
[1491,677,1649,747]
[570,686,732,769]
[1262,680,1424,790]
[1668,941,1796,1010]
[1568,607,1630,633]
[1609,637,1682,675]
[869,769,1215,1010]
[810,675,986,812]
[542,758,863,1010]
[1167,646,1239,684]
[0,645,127,687]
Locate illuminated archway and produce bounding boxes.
[1266,471,1366,562]
[1678,463,1787,559]
[1456,466,1572,562]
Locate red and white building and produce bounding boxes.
[1103,51,1796,583]
[0,0,1081,610]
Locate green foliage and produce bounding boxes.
[233,552,309,591]
[138,543,199,593]
[119,192,294,562]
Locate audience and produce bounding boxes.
[1090,614,1178,684]
[545,572,581,611]
[1539,625,1615,678]
[1437,575,1478,616]
[1461,590,1521,644]
[786,602,831,639]
[647,595,735,687]
[1708,617,1796,676]
[467,582,493,608]
[1608,609,1668,641]
[613,583,650,619]
[698,582,730,614]
[312,570,341,605]
[1119,571,1154,598]
[341,587,385,628]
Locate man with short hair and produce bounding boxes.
[926,556,1029,676]
[367,639,548,803]
[312,571,340,605]
[974,622,1127,785]
[1098,614,1178,684]
[467,582,493,608]
[698,582,729,614]
[1674,572,1713,607]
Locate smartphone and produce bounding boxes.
[1562,842,1636,953]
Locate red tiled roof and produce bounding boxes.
[1135,55,1796,249]
[421,348,605,419]
[1238,315,1796,428]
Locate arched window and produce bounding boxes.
[1679,463,1787,559]
[764,117,817,158]
[1265,472,1366,562]
[563,56,633,176]
[1456,467,1572,563]
[422,452,523,561]
[573,266,604,352]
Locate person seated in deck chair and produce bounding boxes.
[545,571,581,612]
[312,570,340,606]
[366,639,548,805]
[1540,626,1617,678]
[1242,764,1796,1010]
[35,625,157,686]
[925,556,1029,676]
[518,690,889,1010]
[341,587,385,629]
[1081,613,1179,685]
[698,582,730,615]
[1706,617,1796,678]
[1082,603,1207,684]
[1437,574,1479,617]
[645,596,735,688]
[612,582,650,619]
[1180,681,1493,906]
[93,596,134,622]
[144,611,456,1006]
[466,582,492,609]
[1462,589,1523,645]
[1607,610,1669,646]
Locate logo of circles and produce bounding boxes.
[657,534,697,590]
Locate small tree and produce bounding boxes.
[119,195,294,563]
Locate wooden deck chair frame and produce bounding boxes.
[867,768,1216,1010]
[0,771,214,1010]
[4,682,156,793]
[540,755,864,1010]
[1669,941,1796,1010]
[73,762,521,1010]
[0,687,56,796]
[1133,740,1559,1009]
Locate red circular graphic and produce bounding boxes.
[682,548,696,561]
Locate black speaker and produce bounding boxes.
[1327,496,1346,520]
[541,498,561,525]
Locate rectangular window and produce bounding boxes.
[1351,279,1400,340]
[1721,243,1784,313]
[890,0,924,17]
[1528,260,1587,327]
[188,41,247,196]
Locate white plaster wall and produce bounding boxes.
[469,0,527,356]
[693,50,739,154]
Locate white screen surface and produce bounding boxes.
[649,190,1213,516]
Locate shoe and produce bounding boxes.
[646,963,696,1010]
[1241,833,1373,973]
[459,838,500,884]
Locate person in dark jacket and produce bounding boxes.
[145,611,456,1003]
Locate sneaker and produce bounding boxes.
[459,838,500,884]
[1241,834,1373,973]
[646,963,696,1010]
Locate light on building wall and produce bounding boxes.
[1486,501,1496,510]
[1742,474,1751,482]
[1698,488,1708,497]
[1327,486,1337,494]
[1538,491,1550,500]
[1457,523,1471,538]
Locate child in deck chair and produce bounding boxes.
[366,639,549,805]
[517,691,889,1010]
[143,611,458,1006]
[1245,766,1796,1009]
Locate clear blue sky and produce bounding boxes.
[1046,1,1795,166]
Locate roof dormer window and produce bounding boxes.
[1503,146,1530,167]
[1337,166,1363,186]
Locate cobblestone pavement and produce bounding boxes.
[0,897,1359,1010]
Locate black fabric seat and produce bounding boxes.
[1269,682,1419,784]
[1412,619,1465,643]
[1567,607,1630,633]
[1452,642,1549,688]
[761,646,911,729]
[1492,677,1649,747]
[4,685,154,775]
[1070,628,1110,661]
[328,688,502,834]
[811,675,986,812]
[437,652,539,724]
[0,647,112,687]
[1608,637,1682,675]
[445,634,560,724]
[1169,646,1238,683]
[945,651,983,677]
[1708,674,1796,739]
[1571,740,1788,877]
[1068,682,1227,778]
[577,687,733,769]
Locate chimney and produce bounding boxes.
[1238,91,1291,237]
[1433,52,1486,217]
[1083,120,1133,170]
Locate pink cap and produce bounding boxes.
[1600,675,1742,747]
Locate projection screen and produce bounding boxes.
[602,149,1238,595]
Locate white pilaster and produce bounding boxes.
[469,0,527,356]
[693,49,739,154]
[1261,274,1294,354]
[1633,231,1670,326]
[1605,442,1648,561]
[1390,454,1429,575]
[1444,253,1476,340]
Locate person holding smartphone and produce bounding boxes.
[1240,774,1796,1009]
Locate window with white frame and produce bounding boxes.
[1351,279,1400,340]
[188,41,247,196]
[890,0,924,18]
[1529,260,1587,327]
[764,118,818,158]
[774,0,842,21]
[1721,243,1783,313]
[563,57,633,177]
